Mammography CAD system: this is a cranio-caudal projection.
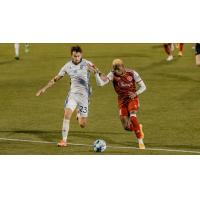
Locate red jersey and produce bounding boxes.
[107,68,142,103]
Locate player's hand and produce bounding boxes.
[36,88,46,96]
[129,92,137,99]
[87,63,98,73]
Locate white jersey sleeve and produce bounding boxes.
[85,60,94,66]
[58,62,72,77]
[107,71,114,81]
[132,70,146,95]
[58,64,68,77]
[133,70,142,83]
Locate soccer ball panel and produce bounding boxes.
[93,139,106,152]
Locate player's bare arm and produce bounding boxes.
[87,63,97,73]
[95,69,110,86]
[36,75,63,96]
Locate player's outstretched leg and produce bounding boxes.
[120,114,145,150]
[130,113,145,149]
[57,108,72,147]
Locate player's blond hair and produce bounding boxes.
[112,59,124,68]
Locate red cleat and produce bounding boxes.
[57,140,67,147]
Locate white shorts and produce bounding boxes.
[64,93,89,118]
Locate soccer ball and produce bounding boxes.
[93,139,106,152]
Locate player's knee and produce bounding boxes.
[130,111,137,117]
[64,114,71,120]
[64,108,73,119]
[79,122,86,128]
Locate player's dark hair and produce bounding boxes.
[71,45,82,54]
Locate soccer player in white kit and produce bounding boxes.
[36,46,96,147]
[14,43,29,60]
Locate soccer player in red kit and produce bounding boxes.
[95,59,147,149]
[164,43,184,61]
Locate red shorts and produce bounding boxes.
[118,98,140,116]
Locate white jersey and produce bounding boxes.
[58,59,93,97]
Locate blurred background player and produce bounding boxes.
[14,43,29,60]
[195,43,200,66]
[95,59,146,149]
[36,45,96,147]
[163,43,184,61]
[164,43,173,61]
[175,43,184,56]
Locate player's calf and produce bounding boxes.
[78,117,87,128]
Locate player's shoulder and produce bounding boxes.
[125,68,139,75]
[63,60,73,68]
[125,68,141,81]
[82,58,93,66]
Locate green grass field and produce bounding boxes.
[0,43,200,155]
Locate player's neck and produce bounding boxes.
[72,58,82,65]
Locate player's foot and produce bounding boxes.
[15,56,20,60]
[138,124,145,149]
[166,55,173,61]
[139,142,146,150]
[57,140,67,147]
[178,51,183,56]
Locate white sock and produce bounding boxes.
[14,43,20,57]
[25,43,29,53]
[62,119,70,142]
[138,138,144,144]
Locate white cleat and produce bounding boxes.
[139,143,146,150]
[178,51,183,57]
[166,55,173,61]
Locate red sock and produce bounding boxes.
[130,116,143,139]
[164,44,171,55]
[179,43,184,52]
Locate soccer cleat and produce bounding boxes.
[166,55,173,61]
[15,56,20,60]
[138,124,145,149]
[178,51,183,56]
[139,143,146,150]
[57,140,67,147]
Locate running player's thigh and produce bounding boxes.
[119,103,129,127]
[64,94,77,118]
[64,108,73,119]
[77,96,89,118]
[128,98,139,113]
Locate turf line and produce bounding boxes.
[0,137,200,154]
